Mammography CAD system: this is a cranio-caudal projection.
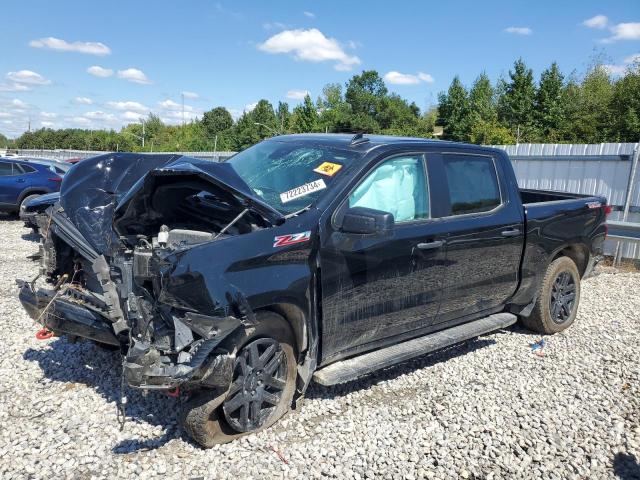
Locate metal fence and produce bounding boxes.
[11,149,236,162]
[10,143,640,261]
[492,143,640,262]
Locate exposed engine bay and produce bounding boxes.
[17,153,287,392]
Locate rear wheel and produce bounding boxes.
[520,256,581,334]
[180,311,297,447]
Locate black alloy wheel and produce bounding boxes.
[222,337,288,432]
[549,271,577,324]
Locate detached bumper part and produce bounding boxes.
[123,312,243,389]
[17,280,120,346]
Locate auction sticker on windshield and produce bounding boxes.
[280,179,327,204]
[313,161,342,177]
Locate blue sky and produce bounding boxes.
[0,0,638,138]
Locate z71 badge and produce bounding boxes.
[273,231,311,247]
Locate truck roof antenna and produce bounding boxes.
[350,132,369,146]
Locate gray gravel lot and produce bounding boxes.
[0,216,638,479]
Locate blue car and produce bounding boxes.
[0,157,68,215]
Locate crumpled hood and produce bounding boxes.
[59,153,182,254]
[59,153,284,254]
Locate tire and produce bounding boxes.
[19,194,41,216]
[180,311,297,447]
[520,256,581,334]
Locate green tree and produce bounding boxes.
[572,65,614,142]
[438,76,470,141]
[202,107,233,137]
[609,62,640,142]
[275,101,290,134]
[345,70,388,117]
[0,132,8,147]
[498,58,537,141]
[377,95,425,136]
[232,99,277,150]
[535,62,567,141]
[468,73,497,124]
[317,83,352,133]
[289,95,318,133]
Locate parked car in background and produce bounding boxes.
[0,157,68,215]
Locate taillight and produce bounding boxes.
[603,205,612,216]
[48,177,63,183]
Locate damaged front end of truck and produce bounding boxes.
[17,153,294,393]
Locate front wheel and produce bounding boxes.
[180,311,297,447]
[520,256,581,334]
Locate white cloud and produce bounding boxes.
[583,15,609,29]
[245,102,258,112]
[6,70,51,86]
[106,101,149,113]
[603,22,640,43]
[0,82,31,92]
[602,53,640,76]
[75,96,93,105]
[504,26,532,35]
[625,53,640,64]
[383,71,434,85]
[258,28,361,71]
[87,65,113,77]
[71,116,91,126]
[263,21,288,30]
[286,89,310,100]
[41,121,55,128]
[121,111,143,121]
[603,64,627,76]
[84,111,116,121]
[11,99,28,109]
[117,68,152,85]
[0,112,12,118]
[29,37,111,56]
[159,99,182,110]
[182,91,198,99]
[303,11,315,18]
[40,112,57,118]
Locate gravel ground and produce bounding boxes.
[0,216,638,480]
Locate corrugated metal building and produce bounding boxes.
[493,143,640,260]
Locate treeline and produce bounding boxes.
[439,59,640,144]
[8,58,640,152]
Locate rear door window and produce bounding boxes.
[0,162,13,176]
[442,154,501,215]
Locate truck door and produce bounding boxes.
[318,153,448,364]
[432,151,524,325]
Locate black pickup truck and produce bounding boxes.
[17,134,608,446]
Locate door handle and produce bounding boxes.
[501,229,521,237]
[16,178,26,183]
[417,240,444,250]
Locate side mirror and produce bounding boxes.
[340,206,394,234]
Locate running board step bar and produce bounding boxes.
[313,313,517,386]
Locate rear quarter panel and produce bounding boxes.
[509,197,607,308]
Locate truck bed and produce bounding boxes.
[519,188,596,205]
